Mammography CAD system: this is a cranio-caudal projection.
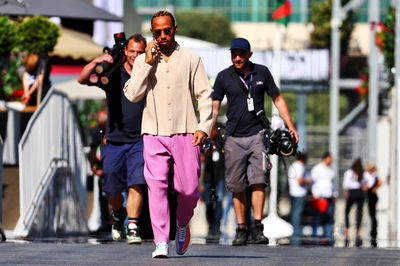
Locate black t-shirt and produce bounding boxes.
[212,62,279,137]
[91,65,144,143]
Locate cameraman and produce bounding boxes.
[77,34,147,244]
[212,38,298,246]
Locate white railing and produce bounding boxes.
[14,89,88,237]
[20,159,88,237]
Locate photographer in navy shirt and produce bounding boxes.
[212,38,298,246]
[77,34,146,244]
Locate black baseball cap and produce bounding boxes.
[230,38,251,51]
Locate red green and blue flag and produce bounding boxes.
[272,0,292,25]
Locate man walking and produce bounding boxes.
[77,34,147,244]
[123,11,212,258]
[310,152,338,245]
[212,37,299,246]
[288,153,311,245]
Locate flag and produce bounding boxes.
[272,0,292,25]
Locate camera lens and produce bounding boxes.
[279,138,295,156]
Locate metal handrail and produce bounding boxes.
[22,158,67,228]
[14,89,88,238]
[21,158,88,237]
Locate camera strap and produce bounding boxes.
[229,66,250,136]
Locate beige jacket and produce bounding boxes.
[123,44,213,137]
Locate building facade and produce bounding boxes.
[131,0,392,23]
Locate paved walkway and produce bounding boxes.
[2,194,400,265]
[1,241,399,265]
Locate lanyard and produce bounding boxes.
[239,74,253,98]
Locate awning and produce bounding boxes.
[51,27,104,61]
[0,0,122,21]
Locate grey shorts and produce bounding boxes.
[224,131,267,192]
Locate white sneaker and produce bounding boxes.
[126,223,142,244]
[111,224,125,241]
[152,241,169,258]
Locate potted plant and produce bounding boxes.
[16,15,60,55]
[15,15,60,103]
[0,16,18,100]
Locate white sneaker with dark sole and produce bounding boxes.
[126,223,142,244]
[152,242,169,258]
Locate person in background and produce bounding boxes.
[287,152,311,245]
[342,158,368,247]
[364,162,382,247]
[21,53,51,106]
[201,123,225,243]
[310,152,337,245]
[87,110,111,233]
[21,53,41,105]
[77,34,147,245]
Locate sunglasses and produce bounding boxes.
[152,28,172,37]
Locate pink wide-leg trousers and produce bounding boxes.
[143,134,200,243]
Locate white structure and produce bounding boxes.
[92,0,124,48]
[14,90,88,238]
[54,80,106,100]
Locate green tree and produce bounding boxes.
[263,91,349,126]
[309,0,355,55]
[0,16,17,55]
[176,10,235,46]
[380,7,395,74]
[0,16,19,97]
[16,15,60,55]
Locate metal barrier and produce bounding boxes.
[14,89,88,238]
[22,159,88,237]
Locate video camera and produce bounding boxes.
[89,32,127,86]
[267,128,298,157]
[256,110,298,157]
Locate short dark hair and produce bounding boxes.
[296,152,307,161]
[151,10,176,27]
[127,33,147,46]
[322,152,331,159]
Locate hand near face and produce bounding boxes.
[144,40,159,65]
